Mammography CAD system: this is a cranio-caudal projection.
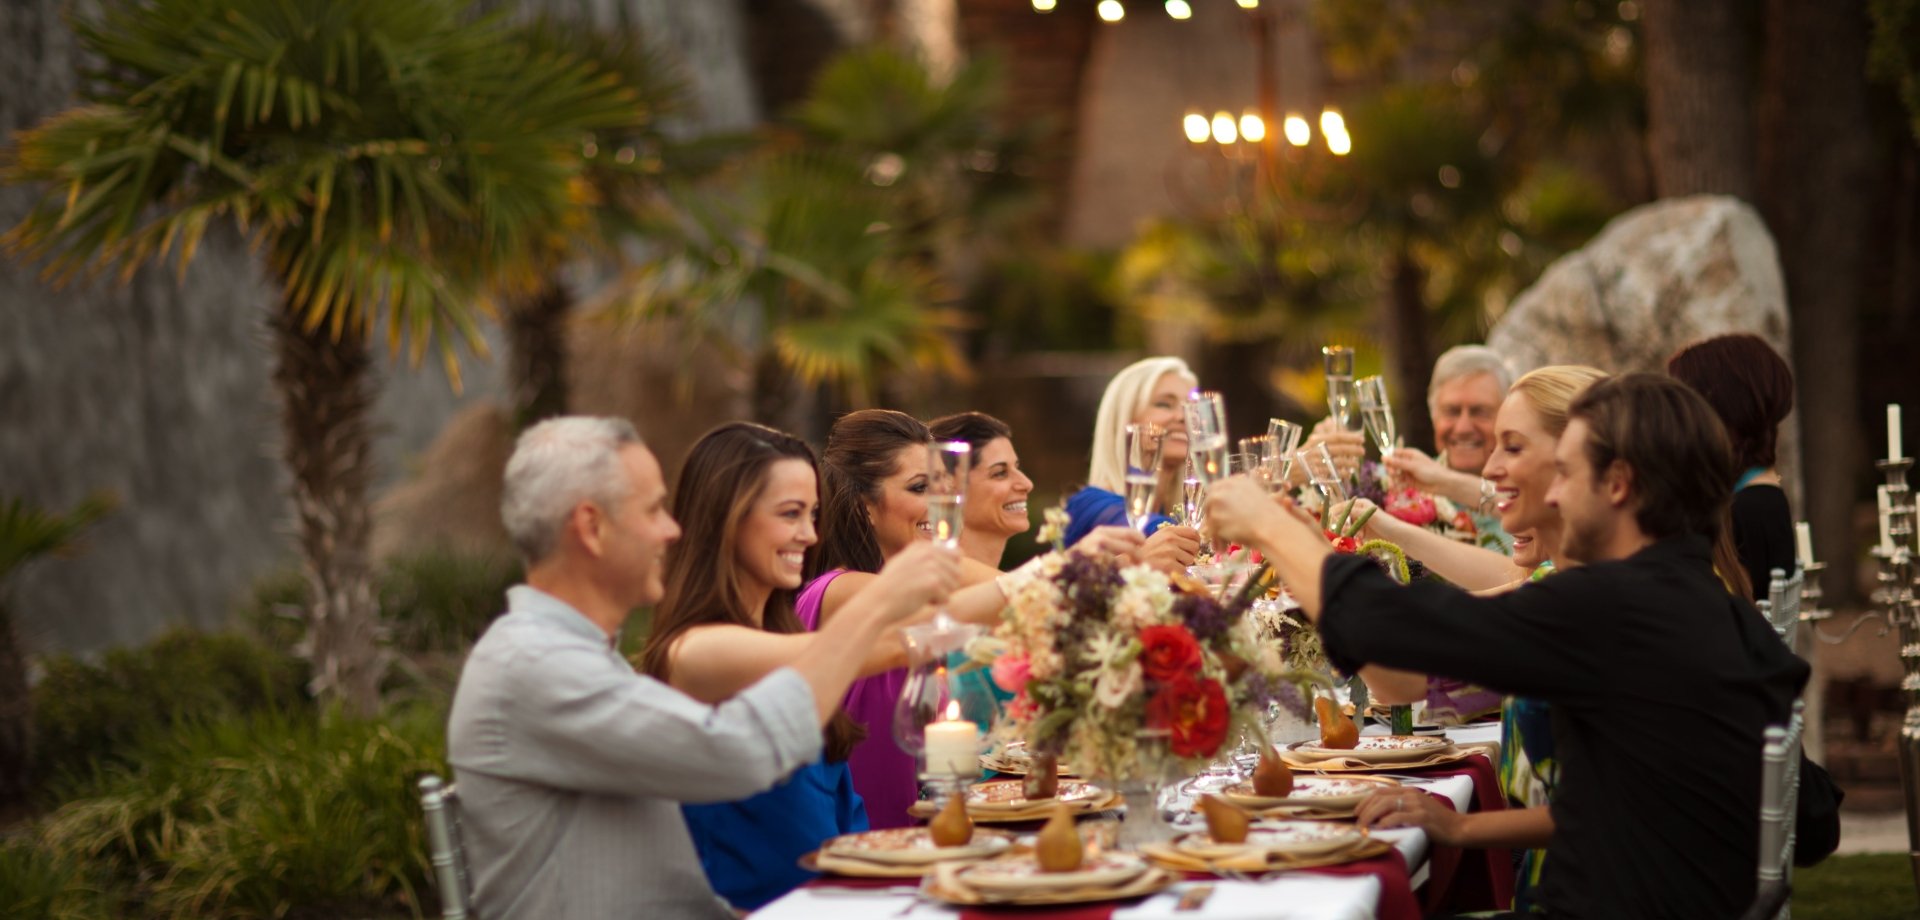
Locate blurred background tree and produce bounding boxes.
[0,495,110,813]
[602,46,1036,439]
[2,0,641,714]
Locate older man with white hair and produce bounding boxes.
[1386,345,1515,549]
[447,417,958,919]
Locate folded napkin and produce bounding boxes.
[1279,745,1479,772]
[908,791,1123,823]
[1111,876,1382,920]
[1139,836,1393,874]
[755,886,947,919]
[927,861,1176,906]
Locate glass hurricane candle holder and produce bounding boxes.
[894,620,991,783]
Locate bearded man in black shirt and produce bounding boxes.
[1208,373,1807,919]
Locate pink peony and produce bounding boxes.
[1385,488,1438,527]
[991,653,1033,693]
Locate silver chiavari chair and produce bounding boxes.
[1743,701,1804,920]
[419,774,475,920]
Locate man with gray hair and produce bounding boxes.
[1385,344,1514,548]
[448,417,958,918]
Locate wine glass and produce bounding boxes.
[1123,423,1166,531]
[1183,390,1230,485]
[1297,442,1348,504]
[1267,418,1304,485]
[927,441,970,629]
[1182,457,1206,533]
[1357,375,1398,458]
[1323,346,1358,432]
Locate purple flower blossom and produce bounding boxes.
[1171,591,1232,641]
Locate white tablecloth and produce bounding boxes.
[757,724,1503,919]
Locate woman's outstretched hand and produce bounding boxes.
[869,541,962,621]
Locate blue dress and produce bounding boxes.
[1063,485,1176,547]
[681,758,868,910]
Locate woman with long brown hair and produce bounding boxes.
[802,409,1142,828]
[641,422,958,910]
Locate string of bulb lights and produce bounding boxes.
[1029,0,1262,18]
[1030,0,1351,156]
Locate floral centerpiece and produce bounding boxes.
[969,510,1318,786]
[1343,460,1483,546]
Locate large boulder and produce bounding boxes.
[1487,195,1790,372]
[1487,194,1800,508]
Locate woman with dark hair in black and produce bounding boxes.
[1667,333,1796,598]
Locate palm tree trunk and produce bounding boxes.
[0,605,30,808]
[505,276,572,429]
[271,296,385,716]
[1386,244,1435,453]
[1641,0,1758,199]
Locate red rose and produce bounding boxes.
[1147,675,1230,758]
[1138,625,1203,683]
[1330,535,1359,554]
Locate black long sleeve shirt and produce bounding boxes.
[1317,535,1808,919]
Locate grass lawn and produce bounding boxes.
[1795,853,1920,919]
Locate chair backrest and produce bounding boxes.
[1750,700,1804,920]
[1763,567,1805,651]
[419,774,474,920]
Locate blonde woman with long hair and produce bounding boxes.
[1063,357,1203,570]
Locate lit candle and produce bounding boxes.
[1795,522,1815,569]
[1879,487,1896,555]
[1891,404,1905,461]
[924,700,980,778]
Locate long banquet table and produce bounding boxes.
[755,722,1508,920]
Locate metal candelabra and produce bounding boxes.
[1873,457,1920,903]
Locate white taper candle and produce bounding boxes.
[1795,522,1814,569]
[1891,404,1904,462]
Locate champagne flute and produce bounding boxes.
[927,440,970,629]
[1184,390,1231,485]
[1123,423,1167,532]
[1267,418,1304,485]
[1357,375,1398,458]
[1323,346,1358,432]
[1297,442,1348,505]
[1238,436,1277,493]
[1182,457,1206,533]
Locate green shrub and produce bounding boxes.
[38,704,447,919]
[0,835,117,919]
[378,551,519,654]
[32,630,308,794]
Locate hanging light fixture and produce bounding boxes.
[1165,0,1192,19]
[1032,0,1057,10]
[1097,0,1125,22]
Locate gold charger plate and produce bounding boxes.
[1141,834,1394,874]
[1278,743,1479,774]
[1288,736,1455,764]
[928,858,1177,906]
[1172,822,1364,861]
[907,790,1125,824]
[820,826,1014,866]
[1216,774,1400,810]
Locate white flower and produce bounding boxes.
[1093,660,1143,709]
